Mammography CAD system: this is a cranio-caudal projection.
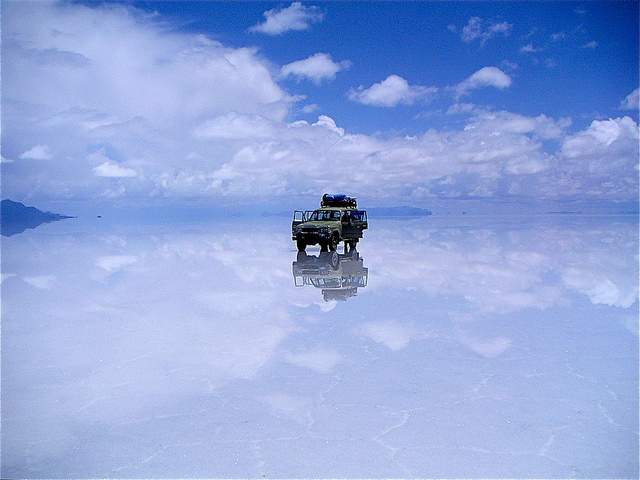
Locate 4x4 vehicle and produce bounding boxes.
[292,194,368,252]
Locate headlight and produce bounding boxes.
[320,227,330,233]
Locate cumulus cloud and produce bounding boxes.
[469,110,571,140]
[620,88,639,110]
[281,53,350,84]
[556,117,639,199]
[582,40,598,49]
[93,162,137,178]
[562,267,637,308]
[561,117,638,158]
[2,1,292,200]
[193,112,275,140]
[348,75,437,107]
[249,2,323,35]
[197,109,574,199]
[520,43,543,54]
[19,144,52,160]
[459,335,512,358]
[284,347,341,373]
[358,321,419,351]
[454,67,512,97]
[301,103,319,114]
[1,1,636,205]
[452,17,512,45]
[312,115,345,136]
[95,255,138,273]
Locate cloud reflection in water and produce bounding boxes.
[1,216,637,477]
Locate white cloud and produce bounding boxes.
[312,115,345,136]
[582,40,598,49]
[469,110,570,140]
[193,112,275,140]
[19,144,52,160]
[556,117,639,199]
[23,275,56,290]
[262,393,311,423]
[249,2,323,35]
[457,17,512,45]
[2,1,636,205]
[301,103,319,114]
[620,88,639,110]
[199,110,566,199]
[2,1,292,200]
[358,321,418,351]
[284,347,341,373]
[281,53,350,84]
[501,60,519,71]
[459,335,512,358]
[348,75,437,107]
[455,67,512,97]
[561,117,638,157]
[520,43,544,54]
[551,32,566,41]
[93,162,137,178]
[446,102,480,115]
[95,255,138,273]
[562,268,637,308]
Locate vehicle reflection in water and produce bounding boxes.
[292,249,368,301]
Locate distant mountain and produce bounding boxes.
[261,206,433,218]
[1,199,73,236]
[366,206,432,217]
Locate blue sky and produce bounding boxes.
[137,1,638,133]
[1,1,638,209]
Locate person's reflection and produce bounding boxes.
[292,249,368,301]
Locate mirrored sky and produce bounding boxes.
[2,215,638,478]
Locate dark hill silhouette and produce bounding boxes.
[1,199,73,236]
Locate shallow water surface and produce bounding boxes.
[2,215,638,477]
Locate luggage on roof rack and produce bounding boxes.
[321,193,357,208]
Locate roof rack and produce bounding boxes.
[321,193,357,208]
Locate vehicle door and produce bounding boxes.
[351,210,368,231]
[292,210,306,234]
[341,210,357,237]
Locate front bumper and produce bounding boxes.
[293,231,331,243]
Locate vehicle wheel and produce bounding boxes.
[329,251,340,270]
[296,240,307,252]
[328,235,338,252]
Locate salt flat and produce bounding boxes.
[1,215,638,478]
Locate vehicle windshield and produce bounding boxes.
[308,210,341,221]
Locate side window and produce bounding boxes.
[352,210,367,221]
